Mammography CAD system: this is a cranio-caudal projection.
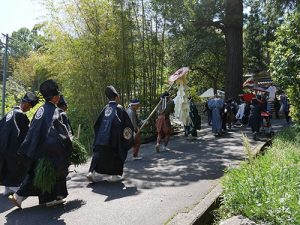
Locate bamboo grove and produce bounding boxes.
[39,0,170,146]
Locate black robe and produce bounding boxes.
[16,102,73,204]
[89,102,134,175]
[189,101,201,136]
[249,101,262,133]
[0,107,30,186]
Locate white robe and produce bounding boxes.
[236,103,246,120]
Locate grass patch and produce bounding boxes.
[217,127,300,224]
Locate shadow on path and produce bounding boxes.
[124,132,245,189]
[87,181,139,202]
[0,195,15,213]
[5,199,85,225]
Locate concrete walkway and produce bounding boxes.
[0,119,288,225]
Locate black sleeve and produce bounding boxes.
[18,111,44,159]
[60,111,74,136]
[0,117,5,131]
[15,113,30,145]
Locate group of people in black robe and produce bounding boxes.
[0,80,139,209]
[0,92,38,196]
[0,80,74,208]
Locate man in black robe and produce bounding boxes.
[8,80,73,208]
[249,98,262,140]
[86,85,134,183]
[189,97,201,137]
[0,92,38,196]
[57,95,73,135]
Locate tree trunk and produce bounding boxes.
[224,0,243,99]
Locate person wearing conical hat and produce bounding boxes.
[0,92,39,196]
[9,80,73,208]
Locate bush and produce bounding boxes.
[70,138,88,166]
[218,127,300,224]
[270,11,300,124]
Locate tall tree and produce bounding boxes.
[244,0,265,73]
[10,28,34,59]
[224,0,243,98]
[152,0,242,98]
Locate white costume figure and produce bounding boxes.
[173,77,190,126]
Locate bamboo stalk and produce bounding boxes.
[77,124,81,139]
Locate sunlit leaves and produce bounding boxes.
[270,11,300,122]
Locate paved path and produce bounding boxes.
[0,119,288,225]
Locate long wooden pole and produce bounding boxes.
[139,82,175,131]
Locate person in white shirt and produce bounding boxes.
[266,83,277,101]
[266,82,277,118]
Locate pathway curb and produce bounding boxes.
[168,183,222,225]
[167,138,271,225]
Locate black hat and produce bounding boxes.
[57,95,68,108]
[161,91,170,98]
[39,79,60,100]
[22,92,39,107]
[130,98,140,105]
[105,85,119,99]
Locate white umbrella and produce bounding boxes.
[200,88,225,98]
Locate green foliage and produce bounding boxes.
[34,157,56,194]
[243,0,298,74]
[37,0,169,146]
[153,0,226,92]
[270,11,300,123]
[10,28,33,59]
[244,1,266,73]
[9,25,47,60]
[0,76,43,119]
[0,77,25,116]
[218,127,300,224]
[70,138,88,166]
[12,52,50,90]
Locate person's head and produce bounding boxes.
[105,85,119,102]
[57,95,68,112]
[20,92,39,112]
[161,91,170,100]
[39,79,60,104]
[130,98,140,110]
[251,97,258,105]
